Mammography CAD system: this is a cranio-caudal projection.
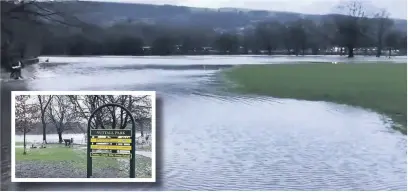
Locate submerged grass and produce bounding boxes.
[223,63,407,134]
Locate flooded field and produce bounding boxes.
[4,55,407,190]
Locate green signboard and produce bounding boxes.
[90,144,132,151]
[90,138,132,143]
[87,103,136,178]
[90,129,132,137]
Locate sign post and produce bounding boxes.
[87,103,136,178]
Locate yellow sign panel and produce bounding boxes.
[90,152,131,158]
[90,138,132,143]
[91,145,131,151]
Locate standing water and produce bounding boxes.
[9,56,407,190]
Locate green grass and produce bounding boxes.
[15,144,152,178]
[15,142,24,145]
[15,146,79,161]
[223,63,407,134]
[137,145,152,151]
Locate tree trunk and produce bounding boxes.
[347,46,354,58]
[388,48,392,58]
[42,117,47,144]
[267,46,272,55]
[139,121,144,137]
[58,132,63,143]
[23,129,27,155]
[376,45,382,57]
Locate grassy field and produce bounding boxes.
[137,144,152,151]
[223,63,407,134]
[15,144,152,178]
[15,145,81,161]
[15,145,124,171]
[15,142,24,145]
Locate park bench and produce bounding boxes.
[63,138,74,147]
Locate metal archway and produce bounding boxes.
[86,103,136,178]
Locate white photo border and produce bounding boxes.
[11,91,157,183]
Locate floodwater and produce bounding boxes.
[8,55,408,190]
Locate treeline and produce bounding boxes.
[1,0,407,70]
[15,95,152,144]
[40,16,407,57]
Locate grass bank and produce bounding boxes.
[15,144,152,178]
[223,63,407,134]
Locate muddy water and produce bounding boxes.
[7,56,408,190]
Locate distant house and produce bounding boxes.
[201,46,219,54]
[143,46,152,55]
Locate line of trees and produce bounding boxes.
[15,95,152,154]
[39,8,407,58]
[1,0,407,70]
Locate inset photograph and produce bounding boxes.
[11,91,156,182]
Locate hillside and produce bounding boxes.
[51,1,407,32]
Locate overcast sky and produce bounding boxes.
[86,0,407,19]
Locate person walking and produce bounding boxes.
[10,60,23,79]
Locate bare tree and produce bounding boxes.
[67,95,152,153]
[373,9,394,57]
[334,0,370,58]
[15,95,39,155]
[68,95,151,131]
[385,30,402,57]
[1,0,93,69]
[96,95,151,153]
[68,95,107,130]
[286,19,308,56]
[37,95,53,144]
[255,21,284,55]
[48,96,77,143]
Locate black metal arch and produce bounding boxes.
[87,103,136,178]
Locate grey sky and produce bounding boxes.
[86,0,407,19]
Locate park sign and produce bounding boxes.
[90,129,132,137]
[90,138,132,143]
[90,144,132,151]
[90,152,131,158]
[87,103,137,178]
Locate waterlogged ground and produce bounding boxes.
[3,55,407,190]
